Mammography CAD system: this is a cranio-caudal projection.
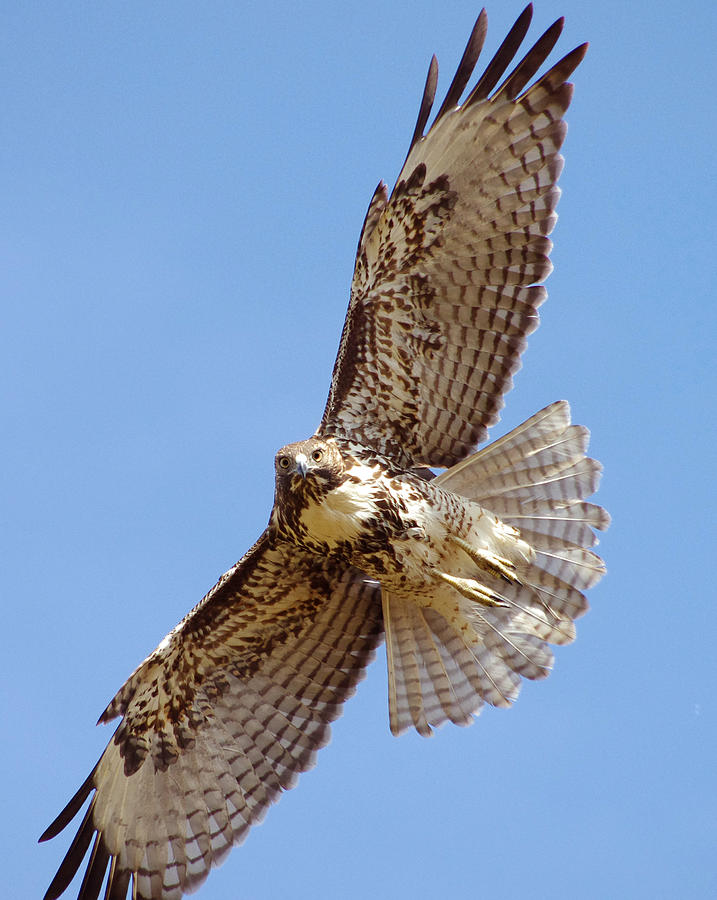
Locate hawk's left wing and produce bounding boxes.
[41,533,382,900]
[320,8,587,468]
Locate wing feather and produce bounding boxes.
[466,4,534,104]
[433,12,487,123]
[41,534,382,900]
[320,10,587,467]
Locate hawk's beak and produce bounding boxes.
[295,453,308,478]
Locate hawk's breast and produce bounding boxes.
[298,460,384,549]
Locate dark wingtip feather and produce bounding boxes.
[527,41,588,95]
[433,10,488,123]
[466,3,533,105]
[43,802,96,900]
[77,832,110,900]
[561,41,589,77]
[405,54,438,159]
[497,16,565,99]
[40,767,97,842]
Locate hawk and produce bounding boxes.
[42,7,608,899]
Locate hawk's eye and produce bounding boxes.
[311,449,323,463]
[278,456,290,470]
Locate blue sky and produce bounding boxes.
[3,2,716,898]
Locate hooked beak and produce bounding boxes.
[295,452,308,478]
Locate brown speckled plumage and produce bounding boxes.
[41,9,608,900]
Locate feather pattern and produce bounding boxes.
[41,537,382,899]
[320,7,587,467]
[384,402,608,735]
[41,11,606,900]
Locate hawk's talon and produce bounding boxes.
[436,570,510,608]
[448,535,518,583]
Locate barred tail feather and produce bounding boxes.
[383,591,523,737]
[437,401,608,519]
[385,401,608,736]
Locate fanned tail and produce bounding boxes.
[385,401,609,736]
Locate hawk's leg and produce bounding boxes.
[447,534,518,582]
[435,571,509,608]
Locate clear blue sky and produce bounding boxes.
[3,2,715,898]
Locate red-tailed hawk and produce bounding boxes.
[41,7,608,899]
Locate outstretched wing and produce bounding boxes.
[319,7,587,468]
[41,533,382,900]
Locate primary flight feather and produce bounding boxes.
[41,7,608,899]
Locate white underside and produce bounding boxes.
[299,460,383,547]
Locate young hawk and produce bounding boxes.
[41,7,608,899]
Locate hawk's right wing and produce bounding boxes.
[41,533,382,900]
[320,7,587,469]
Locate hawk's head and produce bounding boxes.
[274,437,345,497]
